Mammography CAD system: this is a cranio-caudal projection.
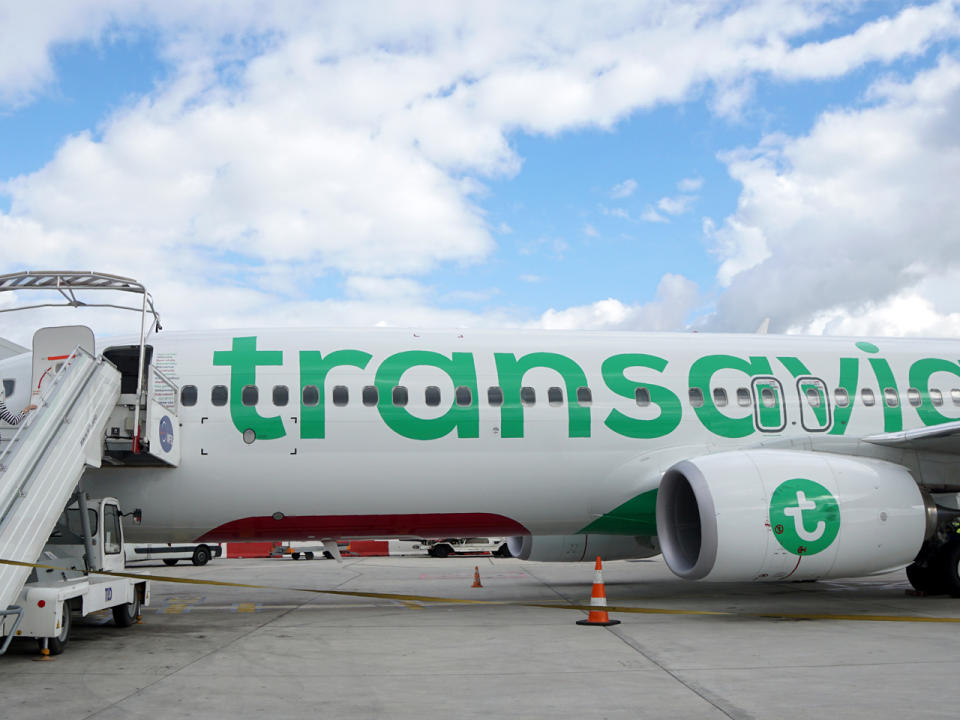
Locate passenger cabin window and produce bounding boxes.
[2,379,13,397]
[908,388,921,407]
[736,387,751,407]
[713,388,728,408]
[392,386,408,406]
[181,385,198,407]
[332,385,349,407]
[884,388,899,408]
[362,386,378,406]
[805,386,822,408]
[760,387,777,408]
[861,389,876,406]
[689,388,704,408]
[520,386,536,406]
[425,386,441,407]
[952,389,960,406]
[302,385,319,406]
[241,385,259,406]
[577,387,592,405]
[211,385,228,406]
[548,386,563,406]
[635,387,650,407]
[273,385,289,407]
[931,388,944,406]
[455,386,472,407]
[834,388,849,407]
[487,386,504,407]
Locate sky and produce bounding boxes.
[1,1,960,345]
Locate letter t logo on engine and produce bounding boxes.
[769,479,840,556]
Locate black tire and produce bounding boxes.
[906,562,942,594]
[305,552,315,560]
[432,544,452,558]
[163,558,179,567]
[495,543,511,558]
[192,546,211,566]
[40,603,71,655]
[323,551,333,559]
[940,541,960,597]
[113,589,141,627]
[291,552,301,560]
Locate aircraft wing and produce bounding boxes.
[863,420,960,454]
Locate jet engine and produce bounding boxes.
[655,449,938,582]
[506,534,658,562]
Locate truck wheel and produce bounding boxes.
[291,552,301,560]
[113,591,141,628]
[192,546,211,566]
[433,544,452,558]
[41,604,71,655]
[305,552,315,560]
[163,558,179,567]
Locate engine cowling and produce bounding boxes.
[506,534,659,562]
[655,449,937,582]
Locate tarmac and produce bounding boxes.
[2,554,960,720]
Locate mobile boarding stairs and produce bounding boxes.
[0,271,180,651]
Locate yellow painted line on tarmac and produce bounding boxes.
[3,557,958,624]
[235,602,257,613]
[164,603,191,615]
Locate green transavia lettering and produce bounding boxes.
[211,336,960,442]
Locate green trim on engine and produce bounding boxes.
[580,489,658,535]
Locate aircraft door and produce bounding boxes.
[751,376,786,432]
[797,376,832,432]
[31,325,95,400]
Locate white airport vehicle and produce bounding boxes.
[126,542,222,566]
[4,269,960,605]
[422,538,509,557]
[1,496,149,656]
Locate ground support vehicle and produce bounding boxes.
[1,496,149,656]
[126,542,222,566]
[422,538,510,558]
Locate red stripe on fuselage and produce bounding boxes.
[196,513,529,542]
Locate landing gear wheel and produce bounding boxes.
[305,552,315,560]
[163,558,178,567]
[40,604,71,655]
[113,590,141,627]
[906,562,943,595]
[192,546,211,566]
[939,541,960,597]
[495,543,510,558]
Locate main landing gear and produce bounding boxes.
[907,533,960,596]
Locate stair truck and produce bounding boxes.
[1,494,150,656]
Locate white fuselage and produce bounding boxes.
[3,327,960,543]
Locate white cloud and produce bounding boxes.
[610,178,638,199]
[640,207,667,223]
[657,194,696,215]
[709,57,960,333]
[678,176,703,192]
[583,223,599,237]
[538,273,699,331]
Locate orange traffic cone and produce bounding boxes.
[472,566,483,588]
[576,556,620,626]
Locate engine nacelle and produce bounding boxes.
[506,534,658,562]
[655,450,937,582]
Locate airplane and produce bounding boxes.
[3,277,960,598]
